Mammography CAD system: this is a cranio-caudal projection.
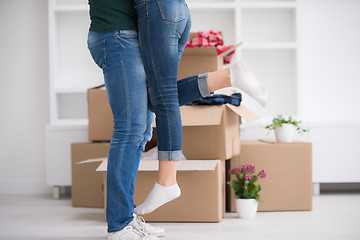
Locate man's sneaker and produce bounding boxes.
[133,214,166,237]
[108,220,159,240]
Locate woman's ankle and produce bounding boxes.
[156,178,177,187]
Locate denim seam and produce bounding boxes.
[103,40,107,70]
[114,34,124,64]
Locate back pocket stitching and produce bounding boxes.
[156,0,186,23]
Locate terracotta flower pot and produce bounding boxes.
[235,198,258,219]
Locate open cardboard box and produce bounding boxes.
[166,104,258,160]
[227,140,313,212]
[178,32,242,79]
[97,158,226,222]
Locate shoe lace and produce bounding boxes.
[130,214,152,239]
[136,215,152,232]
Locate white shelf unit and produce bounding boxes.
[46,0,302,191]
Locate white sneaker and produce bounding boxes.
[108,220,159,240]
[133,214,166,237]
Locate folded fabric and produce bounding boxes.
[189,93,242,106]
[185,30,236,64]
[141,146,187,160]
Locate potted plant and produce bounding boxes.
[229,164,266,219]
[265,114,308,142]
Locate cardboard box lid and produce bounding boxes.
[96,159,220,172]
[180,104,259,127]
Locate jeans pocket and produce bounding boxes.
[156,0,186,22]
[88,39,106,70]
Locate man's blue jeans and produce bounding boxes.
[135,0,192,161]
[87,30,210,232]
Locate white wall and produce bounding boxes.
[300,0,360,122]
[0,0,50,194]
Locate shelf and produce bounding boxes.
[241,2,296,9]
[242,42,297,49]
[188,2,235,10]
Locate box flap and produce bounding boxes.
[218,42,243,58]
[96,159,219,172]
[181,105,224,126]
[226,104,260,122]
[77,158,107,165]
[89,84,105,90]
[183,46,219,56]
[96,159,107,172]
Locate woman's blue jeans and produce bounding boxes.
[87,29,210,232]
[135,0,192,161]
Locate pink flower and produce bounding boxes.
[244,185,247,189]
[260,170,267,178]
[250,175,254,180]
[244,175,249,180]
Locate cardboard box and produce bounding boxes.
[227,140,313,212]
[178,33,242,79]
[97,159,226,222]
[71,142,110,207]
[87,85,113,141]
[178,104,258,160]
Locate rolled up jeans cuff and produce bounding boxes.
[158,150,183,161]
[198,73,212,97]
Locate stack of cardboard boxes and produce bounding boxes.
[71,33,313,222]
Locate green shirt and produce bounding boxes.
[88,0,137,32]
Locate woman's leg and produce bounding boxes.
[134,0,190,214]
[135,0,188,161]
[88,30,148,233]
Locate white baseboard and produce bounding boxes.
[0,179,52,194]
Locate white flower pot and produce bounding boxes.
[235,199,258,219]
[275,123,295,143]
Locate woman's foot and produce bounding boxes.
[230,60,267,107]
[134,182,181,215]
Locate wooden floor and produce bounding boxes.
[0,193,360,240]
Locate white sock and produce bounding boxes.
[230,60,268,107]
[134,182,181,215]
